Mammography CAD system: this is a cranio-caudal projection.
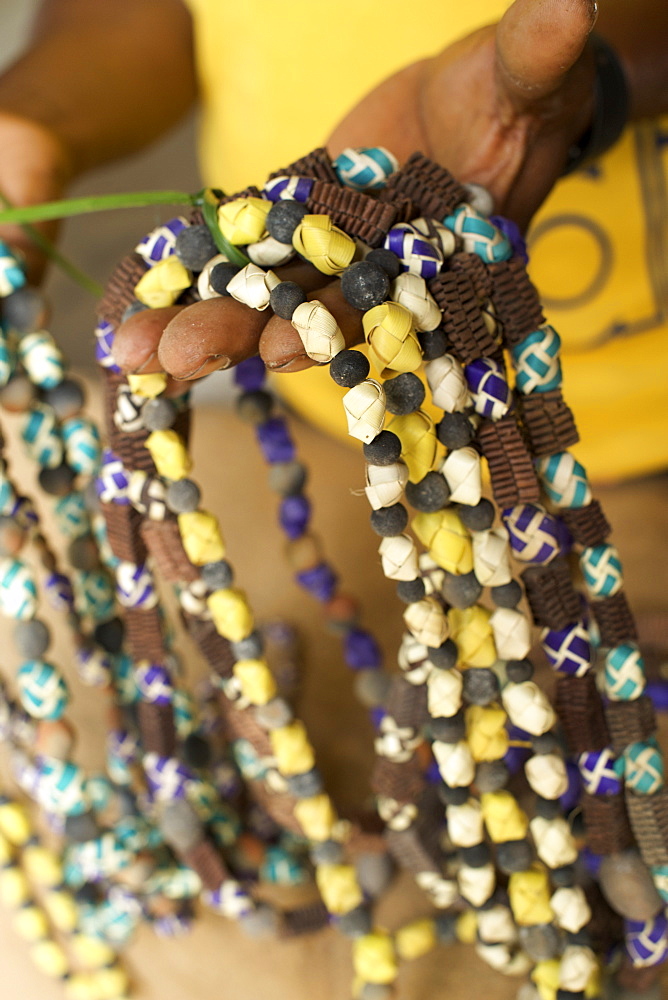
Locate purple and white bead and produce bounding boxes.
[135,217,188,264]
[577,748,623,796]
[135,662,173,705]
[541,622,593,677]
[465,357,512,420]
[97,449,131,505]
[502,504,561,565]
[262,175,313,203]
[115,561,158,610]
[384,223,443,279]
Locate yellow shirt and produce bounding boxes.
[187,0,668,482]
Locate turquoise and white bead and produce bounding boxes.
[333,146,398,190]
[605,644,646,701]
[536,451,591,509]
[0,242,26,297]
[35,758,88,816]
[18,331,65,390]
[53,492,89,539]
[624,738,664,795]
[21,404,63,468]
[73,569,115,622]
[0,558,37,620]
[16,660,69,720]
[511,325,562,394]
[443,204,512,263]
[61,417,101,477]
[580,543,623,598]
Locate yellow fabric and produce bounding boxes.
[186,0,668,481]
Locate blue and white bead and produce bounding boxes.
[62,416,101,476]
[651,866,668,904]
[577,748,623,796]
[580,543,623,598]
[333,146,398,190]
[262,175,313,203]
[541,622,593,677]
[502,504,561,565]
[384,223,443,279]
[54,491,89,539]
[625,913,668,967]
[443,205,512,263]
[511,325,562,394]
[35,758,88,816]
[0,242,26,297]
[0,468,17,516]
[605,643,646,701]
[112,654,141,705]
[202,881,254,919]
[18,331,65,389]
[135,662,173,705]
[68,832,131,881]
[16,660,69,720]
[94,320,121,374]
[21,404,63,468]
[624,738,664,795]
[172,688,195,738]
[76,645,112,688]
[45,572,74,612]
[96,449,131,505]
[74,569,115,622]
[86,774,114,814]
[465,357,511,420]
[115,561,158,610]
[0,558,38,620]
[232,738,272,782]
[536,451,591,509]
[144,753,192,801]
[0,327,15,386]
[135,216,188,264]
[261,845,307,886]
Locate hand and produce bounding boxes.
[113,0,597,384]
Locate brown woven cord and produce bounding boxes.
[307,181,398,248]
[604,697,656,755]
[218,185,263,206]
[449,251,494,299]
[267,147,339,185]
[141,518,200,584]
[371,754,425,805]
[124,606,168,663]
[180,612,236,678]
[182,838,229,892]
[101,502,148,565]
[625,787,668,866]
[488,257,545,349]
[517,389,580,458]
[554,675,610,754]
[592,591,639,647]
[521,560,582,630]
[584,884,624,959]
[385,676,429,730]
[379,152,468,219]
[96,251,148,326]
[478,414,541,508]
[137,701,177,757]
[280,901,331,938]
[560,499,612,548]
[427,270,498,363]
[384,826,441,876]
[580,792,634,855]
[616,959,662,992]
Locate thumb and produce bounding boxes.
[496,0,598,104]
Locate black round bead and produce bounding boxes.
[121,299,149,324]
[418,328,447,360]
[201,560,234,591]
[369,503,408,537]
[270,280,307,319]
[491,579,523,609]
[363,430,402,466]
[94,616,124,654]
[551,864,576,888]
[268,460,307,496]
[506,658,534,683]
[462,667,499,706]
[457,498,495,531]
[38,463,76,497]
[535,796,561,820]
[340,261,390,311]
[442,570,482,609]
[68,535,100,572]
[436,412,475,449]
[564,930,590,948]
[430,712,465,743]
[396,578,426,604]
[437,783,468,806]
[14,619,50,659]
[532,732,559,755]
[44,378,86,420]
[496,839,533,874]
[231,630,264,660]
[266,200,308,243]
[383,372,425,416]
[209,262,240,295]
[166,478,201,514]
[556,990,584,1000]
[142,396,178,432]
[236,389,273,424]
[427,638,458,670]
[460,842,491,868]
[174,224,218,271]
[329,349,370,388]
[405,471,450,512]
[182,733,212,769]
[365,248,402,280]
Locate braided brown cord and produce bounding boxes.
[560,498,612,547]
[593,591,639,646]
[517,388,580,457]
[580,792,635,854]
[379,151,468,218]
[267,147,339,184]
[488,256,545,347]
[625,788,668,866]
[478,414,541,508]
[605,697,657,754]
[307,180,399,247]
[521,559,583,630]
[555,674,611,754]
[428,270,498,362]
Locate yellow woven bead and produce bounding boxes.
[448,605,496,666]
[30,939,69,978]
[178,511,226,565]
[126,372,168,398]
[509,868,553,927]
[232,658,277,706]
[532,959,560,1000]
[13,904,49,942]
[292,214,356,275]
[217,197,271,245]
[270,721,315,776]
[481,790,529,843]
[22,845,63,888]
[90,966,130,1000]
[585,964,603,998]
[207,587,254,642]
[71,933,116,969]
[412,508,471,576]
[43,889,78,932]
[293,794,337,841]
[0,801,32,845]
[466,705,509,762]
[134,256,192,308]
[0,831,12,866]
[388,410,437,482]
[363,302,422,376]
[64,973,97,1000]
[145,430,191,481]
[316,863,363,915]
[455,910,478,944]
[395,918,437,960]
[0,865,30,907]
[352,932,398,985]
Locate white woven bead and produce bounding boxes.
[343,380,386,443]
[441,446,482,506]
[446,798,483,847]
[490,607,531,660]
[427,668,463,718]
[411,217,457,258]
[477,905,517,945]
[472,527,512,587]
[415,871,458,908]
[550,886,591,933]
[424,354,469,412]
[227,263,280,311]
[559,946,598,992]
[364,461,409,510]
[374,716,421,763]
[397,632,431,685]
[403,596,449,647]
[197,254,229,300]
[432,739,475,787]
[524,754,568,799]
[246,235,294,267]
[390,272,442,332]
[376,796,417,832]
[530,816,578,868]
[475,944,531,975]
[291,298,345,362]
[379,533,419,581]
[458,862,495,907]
[502,682,556,736]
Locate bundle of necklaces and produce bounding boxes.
[0,145,666,1000]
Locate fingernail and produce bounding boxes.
[265,353,308,372]
[178,354,230,379]
[130,350,157,374]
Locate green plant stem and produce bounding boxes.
[0,190,196,226]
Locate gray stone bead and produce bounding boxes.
[475,760,509,793]
[231,630,264,660]
[4,287,48,332]
[551,864,576,888]
[430,712,465,743]
[462,667,499,706]
[532,733,559,755]
[254,697,293,730]
[355,851,394,898]
[518,923,562,962]
[496,839,533,874]
[44,378,86,421]
[285,769,323,798]
[236,389,273,424]
[506,658,535,683]
[165,478,201,513]
[159,799,204,854]
[434,913,458,942]
[354,669,391,709]
[14,619,51,659]
[174,224,218,271]
[338,904,372,938]
[83,479,101,514]
[68,534,100,572]
[598,851,663,921]
[359,985,394,1000]
[142,397,178,431]
[442,570,482,609]
[239,903,280,939]
[268,461,308,496]
[64,811,100,843]
[491,579,523,609]
[38,463,76,497]
[310,839,345,866]
[0,375,35,413]
[200,560,234,591]
[121,299,149,323]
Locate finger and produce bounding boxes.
[112,305,184,373]
[260,281,364,373]
[497,0,597,104]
